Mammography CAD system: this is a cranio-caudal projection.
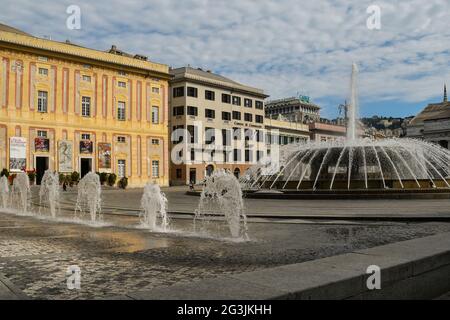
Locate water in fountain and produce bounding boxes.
[39,170,60,218]
[244,64,450,191]
[140,182,169,231]
[0,175,9,209]
[195,170,248,240]
[75,172,102,222]
[10,172,31,213]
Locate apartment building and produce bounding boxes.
[169,67,269,185]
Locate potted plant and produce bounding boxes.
[71,171,80,185]
[107,173,117,187]
[99,172,108,185]
[118,177,128,189]
[0,168,9,178]
[27,170,36,185]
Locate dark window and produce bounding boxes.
[245,129,253,141]
[222,94,231,104]
[233,127,241,140]
[256,115,264,123]
[173,106,184,116]
[256,130,263,142]
[190,149,195,161]
[255,101,263,109]
[205,109,215,119]
[173,87,184,98]
[187,106,198,116]
[222,112,231,121]
[187,87,198,97]
[222,129,231,146]
[232,111,241,120]
[257,151,264,161]
[223,150,229,162]
[172,125,184,144]
[245,149,252,162]
[176,168,182,179]
[244,113,253,122]
[244,99,253,108]
[232,96,241,106]
[205,90,215,101]
[205,127,215,144]
[187,125,197,143]
[233,149,241,162]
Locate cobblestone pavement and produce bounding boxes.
[1,206,450,300]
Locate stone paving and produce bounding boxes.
[1,204,450,299]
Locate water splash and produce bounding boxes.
[195,170,248,240]
[11,172,31,213]
[347,63,359,141]
[0,175,9,209]
[139,182,169,232]
[39,170,60,218]
[75,172,102,222]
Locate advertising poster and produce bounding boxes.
[98,142,112,171]
[58,140,73,172]
[35,137,50,152]
[9,137,27,172]
[80,140,93,154]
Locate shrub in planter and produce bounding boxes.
[118,177,128,189]
[107,173,117,187]
[71,171,80,185]
[59,173,66,184]
[27,171,36,185]
[0,168,9,177]
[99,172,108,185]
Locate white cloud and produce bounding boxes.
[1,0,449,117]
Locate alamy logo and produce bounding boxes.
[366,5,381,30]
[66,5,81,30]
[366,265,381,290]
[66,265,81,290]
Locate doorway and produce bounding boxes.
[189,168,196,184]
[80,158,92,178]
[35,156,49,185]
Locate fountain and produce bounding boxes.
[140,182,169,231]
[10,172,31,213]
[0,175,9,209]
[39,170,60,218]
[242,63,450,198]
[75,172,102,222]
[195,170,248,240]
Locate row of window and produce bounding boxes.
[173,126,264,144]
[182,149,264,163]
[37,91,160,123]
[117,159,160,178]
[173,86,264,109]
[173,106,263,123]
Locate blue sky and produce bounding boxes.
[1,0,449,119]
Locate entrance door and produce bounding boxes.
[189,168,196,184]
[80,158,92,178]
[35,156,49,185]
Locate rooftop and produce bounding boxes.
[266,96,321,110]
[409,87,450,125]
[170,66,268,98]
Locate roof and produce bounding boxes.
[0,23,31,36]
[265,97,321,110]
[0,22,169,77]
[409,101,450,125]
[170,66,268,98]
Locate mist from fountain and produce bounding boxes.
[140,182,169,232]
[39,170,60,218]
[75,172,102,222]
[195,170,248,240]
[10,172,31,213]
[0,175,9,209]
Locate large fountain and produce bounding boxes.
[243,64,450,198]
[0,175,9,208]
[195,170,248,240]
[10,172,31,213]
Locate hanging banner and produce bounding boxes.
[35,137,50,152]
[9,137,27,172]
[80,140,93,154]
[58,140,73,172]
[98,142,112,171]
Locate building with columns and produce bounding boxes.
[0,23,171,186]
[407,85,450,149]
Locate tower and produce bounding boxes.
[444,84,447,102]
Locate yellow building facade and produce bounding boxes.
[0,25,170,187]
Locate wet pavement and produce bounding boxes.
[1,202,450,299]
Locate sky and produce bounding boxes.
[1,0,449,119]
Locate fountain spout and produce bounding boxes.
[347,63,359,141]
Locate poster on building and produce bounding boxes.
[9,137,27,172]
[98,142,112,171]
[35,137,50,152]
[58,140,73,172]
[80,140,93,154]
